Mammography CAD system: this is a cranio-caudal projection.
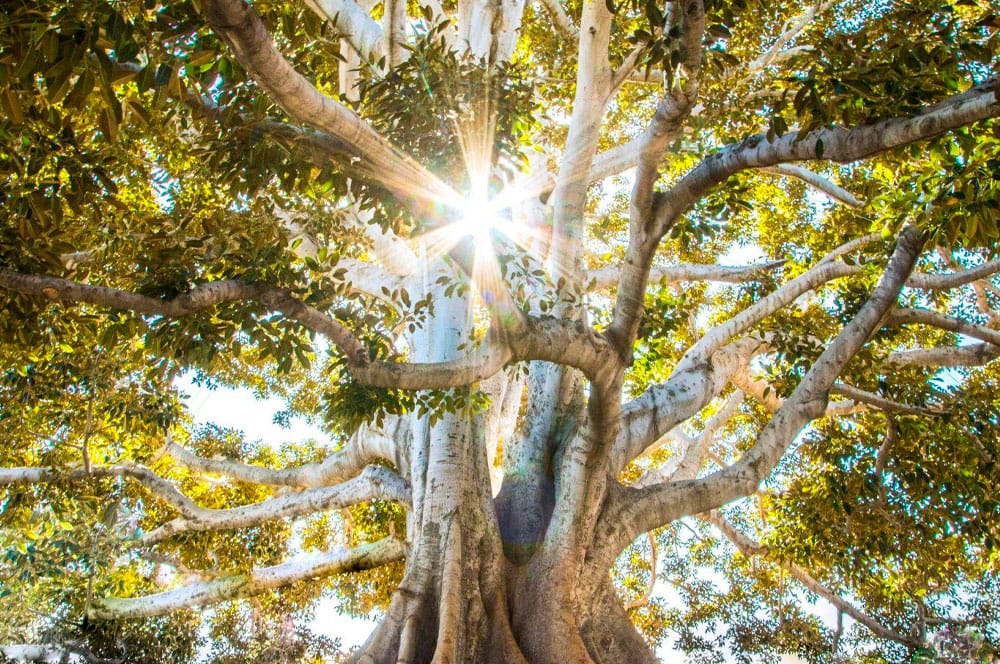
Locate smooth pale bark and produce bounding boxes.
[91,539,405,620]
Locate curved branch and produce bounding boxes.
[88,538,405,619]
[886,307,1000,346]
[702,511,919,647]
[906,257,1000,290]
[612,338,760,475]
[606,227,922,552]
[141,465,409,545]
[651,78,1000,234]
[166,420,409,488]
[829,383,945,417]
[0,270,369,363]
[760,164,864,208]
[0,463,201,520]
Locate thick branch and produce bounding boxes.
[609,227,922,548]
[588,259,785,291]
[652,78,1000,234]
[886,343,1000,367]
[88,538,405,619]
[200,0,454,209]
[303,0,385,62]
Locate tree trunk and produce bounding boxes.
[346,414,655,664]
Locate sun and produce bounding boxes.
[451,193,510,248]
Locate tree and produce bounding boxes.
[1,0,998,661]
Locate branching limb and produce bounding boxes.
[612,338,761,475]
[535,0,577,39]
[602,227,923,556]
[140,465,410,545]
[88,538,405,620]
[702,510,920,647]
[760,164,864,208]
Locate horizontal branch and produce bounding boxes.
[906,257,1000,290]
[887,307,1000,346]
[0,269,369,361]
[166,420,408,488]
[141,465,410,545]
[651,78,1000,234]
[89,538,405,619]
[0,463,203,520]
[829,382,944,417]
[886,342,1000,367]
[588,259,785,291]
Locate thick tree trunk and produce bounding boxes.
[347,416,655,664]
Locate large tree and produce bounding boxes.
[1,0,999,661]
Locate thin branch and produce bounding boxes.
[760,164,865,208]
[829,383,945,417]
[535,0,577,39]
[165,421,409,488]
[88,538,405,619]
[702,510,919,647]
[0,270,368,364]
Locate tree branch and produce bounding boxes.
[140,465,409,545]
[302,0,385,62]
[199,0,455,210]
[702,510,920,647]
[88,538,405,619]
[760,164,865,208]
[605,227,923,552]
[906,257,1000,290]
[886,342,1000,367]
[166,421,409,488]
[588,259,785,291]
[886,307,1000,347]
